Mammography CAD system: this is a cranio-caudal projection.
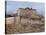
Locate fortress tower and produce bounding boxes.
[16,7,37,24]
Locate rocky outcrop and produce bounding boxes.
[5,7,44,34]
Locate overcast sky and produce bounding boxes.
[6,1,45,16]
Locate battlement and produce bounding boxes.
[17,7,37,17]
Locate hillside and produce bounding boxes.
[5,8,45,34]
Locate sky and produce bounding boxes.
[6,1,45,16]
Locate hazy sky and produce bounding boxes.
[6,1,45,16]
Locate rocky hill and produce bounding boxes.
[5,7,44,34]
